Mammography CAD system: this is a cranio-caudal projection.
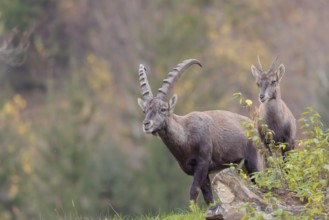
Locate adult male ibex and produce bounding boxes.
[251,57,296,157]
[137,59,260,204]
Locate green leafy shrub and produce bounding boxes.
[236,93,329,219]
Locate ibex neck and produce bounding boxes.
[275,86,282,101]
[157,114,187,156]
[261,89,284,123]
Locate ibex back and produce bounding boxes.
[137,59,261,204]
[251,57,296,157]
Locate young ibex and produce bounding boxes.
[251,57,296,157]
[137,59,260,204]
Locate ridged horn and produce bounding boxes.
[257,56,263,71]
[156,59,202,100]
[268,56,278,73]
[138,64,153,100]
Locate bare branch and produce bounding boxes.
[0,29,30,66]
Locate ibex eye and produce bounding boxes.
[271,81,276,85]
[160,108,167,112]
[256,82,260,87]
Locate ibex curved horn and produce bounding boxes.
[268,56,278,73]
[138,64,153,100]
[156,59,202,100]
[257,56,263,71]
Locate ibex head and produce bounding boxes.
[137,59,202,134]
[251,56,285,103]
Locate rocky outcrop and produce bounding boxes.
[205,168,304,220]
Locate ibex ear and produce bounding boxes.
[251,65,260,79]
[276,64,285,81]
[169,94,178,114]
[137,98,145,112]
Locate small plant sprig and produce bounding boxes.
[233,92,253,112]
[233,92,274,157]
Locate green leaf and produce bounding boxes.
[232,92,241,99]
[245,99,253,106]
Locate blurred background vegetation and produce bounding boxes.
[0,0,328,219]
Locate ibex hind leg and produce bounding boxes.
[245,140,260,182]
[200,175,213,205]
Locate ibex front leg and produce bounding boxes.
[190,160,210,204]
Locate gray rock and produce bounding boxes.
[205,168,303,220]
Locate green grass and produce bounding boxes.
[48,202,207,220]
[104,203,206,220]
[105,211,205,220]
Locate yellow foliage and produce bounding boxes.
[2,95,26,119]
[21,152,33,175]
[86,54,111,90]
[9,184,19,199]
[17,122,30,136]
[1,95,31,137]
[205,5,271,73]
[85,53,113,96]
[245,99,253,107]
[3,102,15,116]
[13,94,26,109]
[9,175,19,199]
[0,94,36,205]
[22,162,32,175]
